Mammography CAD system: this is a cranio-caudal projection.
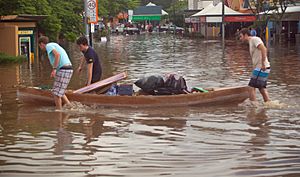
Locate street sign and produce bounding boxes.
[91,23,95,33]
[86,0,98,24]
[128,10,133,22]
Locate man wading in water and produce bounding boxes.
[38,36,73,110]
[239,28,272,107]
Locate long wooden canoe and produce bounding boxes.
[17,86,250,108]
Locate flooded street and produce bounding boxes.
[0,34,300,177]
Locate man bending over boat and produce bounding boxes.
[38,36,73,110]
[239,28,271,106]
[76,36,102,86]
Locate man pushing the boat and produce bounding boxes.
[239,28,271,107]
[38,36,73,110]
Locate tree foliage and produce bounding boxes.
[0,0,141,41]
[98,0,141,18]
[249,0,296,34]
[167,0,187,26]
[139,0,188,26]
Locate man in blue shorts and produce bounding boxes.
[239,28,271,106]
[76,36,102,86]
[38,36,73,110]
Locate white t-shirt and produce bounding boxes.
[249,37,270,68]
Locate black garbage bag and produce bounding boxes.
[155,74,189,95]
[134,75,165,94]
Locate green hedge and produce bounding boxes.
[0,53,27,64]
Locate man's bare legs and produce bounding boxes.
[62,94,72,109]
[259,88,271,102]
[249,87,257,101]
[62,94,71,105]
[54,95,72,110]
[54,95,62,110]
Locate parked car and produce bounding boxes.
[159,25,184,33]
[124,27,140,35]
[111,24,124,34]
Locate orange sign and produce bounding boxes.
[87,0,98,24]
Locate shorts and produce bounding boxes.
[52,69,73,97]
[248,68,270,88]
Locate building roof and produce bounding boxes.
[191,2,247,17]
[133,5,162,16]
[0,14,47,22]
[146,2,168,15]
[266,5,300,14]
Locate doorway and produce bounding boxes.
[19,36,31,60]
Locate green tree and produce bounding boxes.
[167,0,187,27]
[0,0,21,15]
[249,0,296,38]
[47,0,83,41]
[268,0,296,36]
[99,0,141,18]
[0,0,83,41]
[1,0,141,41]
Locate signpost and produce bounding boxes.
[84,0,98,47]
[87,0,98,24]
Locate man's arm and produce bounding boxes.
[86,62,93,85]
[51,49,60,77]
[77,56,85,73]
[257,43,267,70]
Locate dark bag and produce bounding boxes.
[118,84,133,96]
[134,75,165,94]
[155,74,188,95]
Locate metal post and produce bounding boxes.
[222,0,225,43]
[89,24,93,47]
[84,0,90,45]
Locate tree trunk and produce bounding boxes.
[274,21,282,43]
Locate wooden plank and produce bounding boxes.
[73,72,127,94]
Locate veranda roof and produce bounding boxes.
[191,2,255,22]
[192,2,244,17]
[146,2,168,15]
[132,6,162,21]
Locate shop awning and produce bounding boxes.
[146,2,168,15]
[191,2,255,22]
[132,6,162,21]
[260,5,300,21]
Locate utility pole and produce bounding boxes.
[84,0,90,45]
[221,0,225,43]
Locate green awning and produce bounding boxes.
[132,15,161,21]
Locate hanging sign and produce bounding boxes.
[87,0,98,24]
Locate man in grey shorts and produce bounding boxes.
[38,36,73,110]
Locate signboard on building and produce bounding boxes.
[224,16,256,22]
[18,30,33,35]
[185,17,200,23]
[132,15,161,21]
[87,0,98,24]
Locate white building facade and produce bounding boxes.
[188,0,215,10]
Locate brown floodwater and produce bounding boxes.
[0,34,300,177]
